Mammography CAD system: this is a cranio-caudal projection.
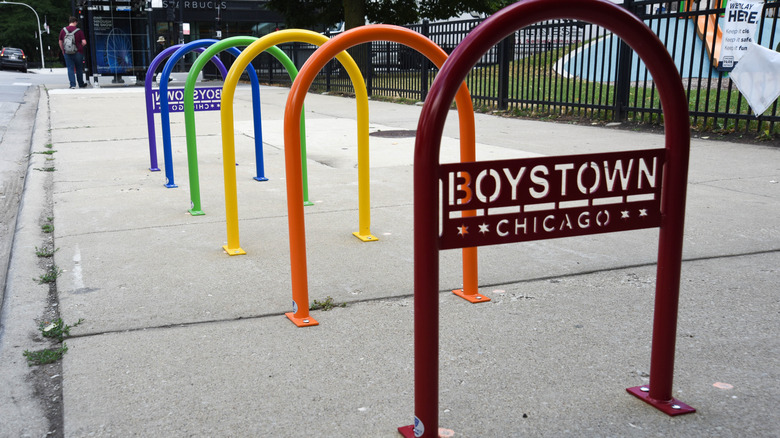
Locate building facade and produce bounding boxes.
[74,0,284,81]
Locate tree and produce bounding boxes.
[264,0,517,78]
[264,0,341,30]
[0,0,71,67]
[267,0,518,31]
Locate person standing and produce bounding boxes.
[59,16,88,89]
[155,36,166,56]
[153,36,168,83]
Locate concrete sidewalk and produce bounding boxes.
[1,82,778,437]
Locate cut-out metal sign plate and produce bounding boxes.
[150,86,222,113]
[439,148,665,249]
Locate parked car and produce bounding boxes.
[0,47,27,72]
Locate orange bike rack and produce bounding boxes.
[283,24,485,327]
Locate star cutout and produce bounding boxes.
[458,225,468,236]
[621,210,630,219]
[639,209,648,217]
[478,223,490,234]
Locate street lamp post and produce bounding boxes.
[0,0,45,69]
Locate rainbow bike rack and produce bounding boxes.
[219,29,369,256]
[144,44,228,173]
[183,37,300,216]
[159,38,264,189]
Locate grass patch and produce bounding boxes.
[310,40,778,140]
[310,296,347,311]
[34,150,57,155]
[34,167,56,172]
[370,94,420,105]
[23,344,68,366]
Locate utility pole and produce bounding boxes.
[0,0,45,69]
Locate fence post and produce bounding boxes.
[420,20,430,102]
[497,34,514,110]
[324,30,333,92]
[291,42,299,70]
[614,0,635,121]
[268,52,274,84]
[366,43,373,97]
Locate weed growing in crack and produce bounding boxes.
[35,246,59,257]
[36,265,62,284]
[39,318,84,342]
[23,318,85,365]
[23,344,68,366]
[310,296,347,311]
[41,217,54,233]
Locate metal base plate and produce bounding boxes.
[353,231,379,242]
[452,289,490,303]
[222,245,246,256]
[285,312,319,327]
[188,209,205,216]
[253,176,269,182]
[398,425,454,437]
[397,425,415,438]
[627,386,696,416]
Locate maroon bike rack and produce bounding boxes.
[403,0,694,436]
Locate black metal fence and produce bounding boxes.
[253,1,780,137]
